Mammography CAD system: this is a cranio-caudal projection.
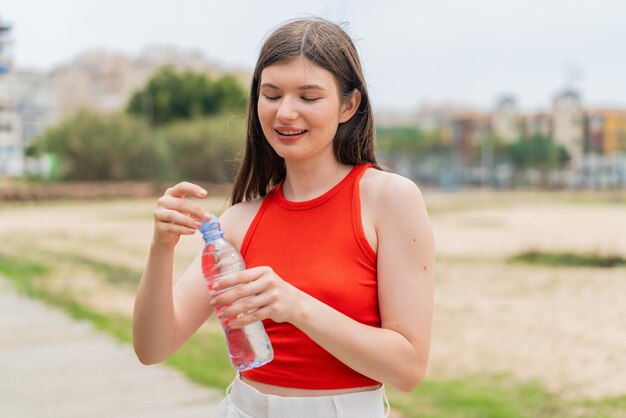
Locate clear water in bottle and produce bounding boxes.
[200,216,273,371]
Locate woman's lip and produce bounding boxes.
[275,126,307,132]
[274,129,307,142]
[274,128,308,134]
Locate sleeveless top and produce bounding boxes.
[239,163,381,389]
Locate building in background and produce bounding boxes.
[390,89,626,188]
[0,17,10,74]
[54,51,137,120]
[551,89,585,161]
[0,69,57,177]
[522,112,552,138]
[53,46,245,120]
[491,95,520,142]
[450,110,490,164]
[587,109,626,155]
[376,109,420,128]
[413,105,483,148]
[0,16,58,177]
[0,16,19,176]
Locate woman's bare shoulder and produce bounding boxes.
[362,167,417,187]
[361,168,424,215]
[219,196,266,250]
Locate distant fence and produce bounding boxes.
[383,153,626,190]
[0,181,232,202]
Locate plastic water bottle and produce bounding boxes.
[200,215,273,371]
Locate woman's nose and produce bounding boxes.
[276,97,298,121]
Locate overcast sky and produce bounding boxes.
[2,0,625,112]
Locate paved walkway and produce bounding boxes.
[0,277,222,418]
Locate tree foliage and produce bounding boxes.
[156,114,245,182]
[126,67,247,126]
[31,111,245,182]
[31,111,165,180]
[378,127,571,171]
[510,135,570,169]
[376,126,450,155]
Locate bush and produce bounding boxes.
[510,250,626,268]
[376,126,449,155]
[32,111,166,181]
[31,111,246,183]
[157,114,246,183]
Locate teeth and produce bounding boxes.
[277,129,306,136]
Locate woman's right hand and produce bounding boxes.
[152,181,213,249]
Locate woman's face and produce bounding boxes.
[257,56,353,162]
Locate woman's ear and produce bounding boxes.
[339,89,362,124]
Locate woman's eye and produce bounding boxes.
[302,97,319,102]
[263,95,280,101]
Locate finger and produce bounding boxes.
[228,307,271,329]
[211,279,264,307]
[156,222,197,236]
[213,266,270,291]
[218,291,273,319]
[154,208,203,230]
[159,195,212,221]
[165,181,208,199]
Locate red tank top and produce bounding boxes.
[239,163,381,389]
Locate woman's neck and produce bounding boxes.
[282,158,353,202]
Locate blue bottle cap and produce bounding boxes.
[200,214,224,242]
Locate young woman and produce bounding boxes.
[133,17,435,418]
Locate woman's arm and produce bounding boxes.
[132,182,214,365]
[212,174,435,391]
[133,189,263,365]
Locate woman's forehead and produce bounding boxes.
[260,56,336,89]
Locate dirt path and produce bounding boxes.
[432,202,626,258]
[0,276,223,418]
[429,261,626,400]
[427,198,626,400]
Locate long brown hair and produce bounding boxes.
[229,17,381,206]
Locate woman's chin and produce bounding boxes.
[274,149,306,161]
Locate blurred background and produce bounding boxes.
[0,1,625,417]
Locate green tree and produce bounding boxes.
[126,67,247,126]
[211,74,248,112]
[510,135,570,170]
[157,113,245,183]
[469,134,514,166]
[376,126,449,155]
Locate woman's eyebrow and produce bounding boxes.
[260,83,326,91]
[299,84,326,91]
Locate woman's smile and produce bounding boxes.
[274,126,309,143]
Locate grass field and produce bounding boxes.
[1,189,625,417]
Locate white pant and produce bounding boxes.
[214,374,390,418]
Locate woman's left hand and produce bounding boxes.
[208,266,303,328]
